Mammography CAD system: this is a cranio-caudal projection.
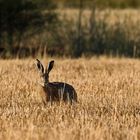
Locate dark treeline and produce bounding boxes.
[0,0,140,58]
[0,0,58,58]
[55,0,140,9]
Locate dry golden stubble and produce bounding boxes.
[0,57,140,140]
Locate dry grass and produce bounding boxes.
[57,8,140,25]
[0,57,140,140]
[57,8,140,40]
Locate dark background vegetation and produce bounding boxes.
[54,0,140,9]
[0,0,140,58]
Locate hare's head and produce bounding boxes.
[36,59,54,86]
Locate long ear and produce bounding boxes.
[36,59,44,74]
[46,60,54,74]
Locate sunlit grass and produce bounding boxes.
[0,57,140,140]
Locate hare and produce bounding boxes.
[36,59,77,105]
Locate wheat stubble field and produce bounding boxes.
[0,57,140,140]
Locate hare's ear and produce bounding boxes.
[36,59,44,74]
[46,60,54,74]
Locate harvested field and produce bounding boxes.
[0,57,140,140]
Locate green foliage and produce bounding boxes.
[38,17,140,58]
[0,0,140,58]
[0,0,57,57]
[57,0,140,9]
[33,0,56,9]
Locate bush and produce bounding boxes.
[43,12,140,58]
[54,0,140,9]
[0,0,57,58]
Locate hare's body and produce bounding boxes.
[36,59,78,105]
[42,82,77,104]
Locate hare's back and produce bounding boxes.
[49,82,77,102]
[50,82,75,91]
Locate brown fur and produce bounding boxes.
[36,59,77,105]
